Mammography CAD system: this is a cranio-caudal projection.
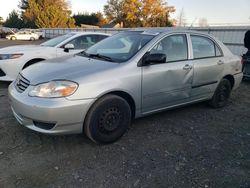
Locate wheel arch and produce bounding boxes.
[223,74,235,88]
[85,90,136,122]
[22,58,46,69]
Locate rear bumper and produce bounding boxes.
[233,72,243,90]
[243,64,250,77]
[8,83,95,135]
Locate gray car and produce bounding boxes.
[8,29,243,144]
[242,53,250,78]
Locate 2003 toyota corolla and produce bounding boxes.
[8,29,243,144]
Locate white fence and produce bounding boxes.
[44,26,250,56]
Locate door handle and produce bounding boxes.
[183,64,192,70]
[217,60,224,65]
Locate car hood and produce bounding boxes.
[21,55,120,85]
[0,45,53,54]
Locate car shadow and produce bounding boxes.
[0,81,12,89]
[242,77,250,83]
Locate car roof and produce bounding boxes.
[69,32,111,36]
[129,28,208,36]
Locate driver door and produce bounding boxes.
[16,32,25,40]
[141,34,194,113]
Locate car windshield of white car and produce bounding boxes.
[40,34,75,47]
[80,32,155,63]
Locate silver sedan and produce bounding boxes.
[8,29,243,144]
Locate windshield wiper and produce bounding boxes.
[78,51,115,62]
[88,53,114,62]
[78,51,89,57]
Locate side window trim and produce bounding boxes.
[215,42,223,57]
[190,34,224,60]
[148,33,189,64]
[60,35,91,49]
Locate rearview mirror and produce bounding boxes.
[64,43,75,52]
[143,53,166,66]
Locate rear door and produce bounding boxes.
[189,34,224,97]
[142,34,194,113]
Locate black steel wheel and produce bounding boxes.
[209,79,232,108]
[84,95,131,144]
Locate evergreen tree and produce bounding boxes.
[3,10,24,29]
[19,0,75,28]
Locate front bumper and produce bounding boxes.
[0,58,26,81]
[8,83,95,135]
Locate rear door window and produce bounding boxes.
[191,35,222,59]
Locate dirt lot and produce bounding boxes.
[0,39,249,188]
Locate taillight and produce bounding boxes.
[241,58,245,65]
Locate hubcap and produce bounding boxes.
[99,107,121,133]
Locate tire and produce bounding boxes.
[84,95,131,144]
[11,36,16,40]
[30,37,35,41]
[209,79,232,108]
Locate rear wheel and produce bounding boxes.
[84,95,131,144]
[209,79,232,108]
[30,37,35,41]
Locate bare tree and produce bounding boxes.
[177,8,187,27]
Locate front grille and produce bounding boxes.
[0,68,6,77]
[15,74,30,93]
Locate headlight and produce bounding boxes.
[29,81,78,98]
[0,53,23,60]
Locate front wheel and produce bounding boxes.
[11,36,16,40]
[84,95,131,144]
[209,79,232,108]
[30,37,35,41]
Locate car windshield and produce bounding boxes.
[40,34,75,47]
[80,32,155,63]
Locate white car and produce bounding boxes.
[0,32,110,81]
[20,28,45,39]
[6,31,40,41]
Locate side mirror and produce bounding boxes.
[143,53,166,66]
[64,43,75,52]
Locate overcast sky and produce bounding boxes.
[1,0,250,26]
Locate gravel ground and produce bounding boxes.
[0,81,249,188]
[0,40,249,188]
